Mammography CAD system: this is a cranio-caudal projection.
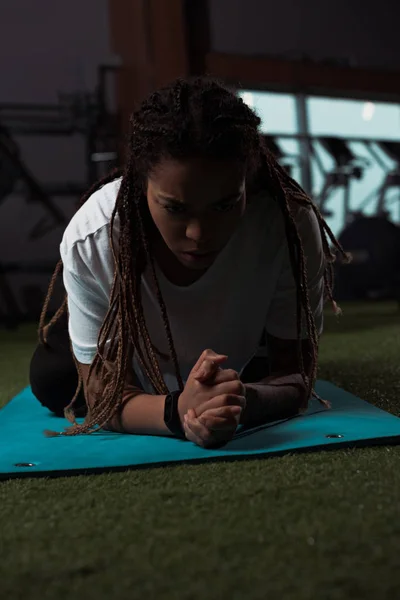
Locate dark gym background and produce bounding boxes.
[1,3,400,600]
[1,0,400,326]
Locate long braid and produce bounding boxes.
[259,146,349,407]
[45,159,178,435]
[40,75,350,437]
[121,167,168,392]
[262,153,316,397]
[37,261,65,345]
[268,156,352,308]
[135,187,185,391]
[38,168,123,346]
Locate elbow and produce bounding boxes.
[101,405,127,433]
[83,388,125,433]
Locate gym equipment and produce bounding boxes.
[358,141,400,218]
[335,215,400,301]
[0,261,58,329]
[262,135,302,178]
[2,381,400,479]
[0,65,120,328]
[376,142,400,216]
[314,137,370,222]
[0,64,120,235]
[0,124,67,239]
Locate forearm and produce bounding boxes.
[242,373,307,428]
[104,392,171,436]
[80,360,172,436]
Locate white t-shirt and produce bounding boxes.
[60,178,325,394]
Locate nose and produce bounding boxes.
[185,219,210,245]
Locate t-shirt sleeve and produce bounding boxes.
[264,205,325,340]
[61,236,110,364]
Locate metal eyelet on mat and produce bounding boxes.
[14,463,36,468]
[326,434,344,439]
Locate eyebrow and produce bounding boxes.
[157,190,243,206]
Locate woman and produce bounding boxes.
[29,76,348,449]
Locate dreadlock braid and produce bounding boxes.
[40,75,350,437]
[260,150,316,397]
[135,192,185,392]
[257,144,350,406]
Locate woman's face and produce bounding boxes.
[147,157,247,270]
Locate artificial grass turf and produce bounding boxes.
[0,302,400,600]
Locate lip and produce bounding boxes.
[181,250,218,261]
[184,250,215,256]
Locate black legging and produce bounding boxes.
[29,312,270,417]
[29,312,87,417]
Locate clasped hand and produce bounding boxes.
[178,350,246,449]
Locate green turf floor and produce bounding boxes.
[1,302,400,600]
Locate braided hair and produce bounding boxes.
[39,75,350,436]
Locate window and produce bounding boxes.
[239,90,400,234]
[238,90,302,183]
[307,97,400,233]
[307,97,400,140]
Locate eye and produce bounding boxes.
[164,205,186,215]
[213,199,240,213]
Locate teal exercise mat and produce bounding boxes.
[1,380,400,479]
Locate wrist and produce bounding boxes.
[241,384,256,425]
[164,390,186,439]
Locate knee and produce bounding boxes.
[29,343,81,416]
